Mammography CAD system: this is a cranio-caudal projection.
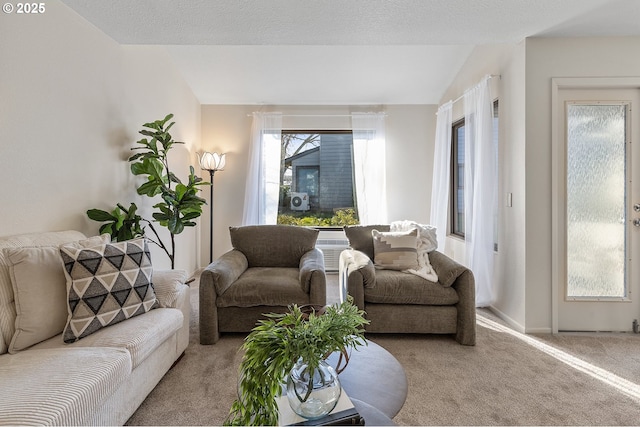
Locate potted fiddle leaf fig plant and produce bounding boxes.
[87,202,145,242]
[87,114,209,269]
[225,297,368,426]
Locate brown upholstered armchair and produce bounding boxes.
[199,225,326,344]
[340,225,476,345]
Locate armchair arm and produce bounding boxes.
[341,249,376,287]
[339,249,376,310]
[429,251,476,345]
[199,249,248,344]
[153,269,188,308]
[299,248,326,306]
[208,249,249,296]
[429,251,468,288]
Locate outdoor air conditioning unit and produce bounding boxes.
[290,192,309,211]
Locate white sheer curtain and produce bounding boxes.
[242,112,282,225]
[429,101,453,251]
[464,76,496,307]
[351,113,388,225]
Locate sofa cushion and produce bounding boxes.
[33,307,183,369]
[5,235,110,353]
[364,269,459,305]
[0,230,88,355]
[0,347,131,426]
[229,225,319,268]
[216,267,309,308]
[59,238,159,343]
[372,228,419,271]
[344,225,390,260]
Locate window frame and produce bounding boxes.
[449,99,499,244]
[278,129,358,228]
[450,118,466,238]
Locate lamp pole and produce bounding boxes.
[208,169,215,264]
[197,151,226,265]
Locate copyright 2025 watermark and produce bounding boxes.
[3,2,46,14]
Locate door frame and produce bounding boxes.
[551,77,640,333]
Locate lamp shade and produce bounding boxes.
[198,152,226,171]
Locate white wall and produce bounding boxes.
[524,36,640,332]
[438,36,640,332]
[199,104,437,267]
[437,44,528,330]
[0,0,201,272]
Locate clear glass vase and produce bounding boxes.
[286,358,342,420]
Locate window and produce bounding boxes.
[450,100,499,244]
[278,131,359,227]
[296,166,319,199]
[451,119,466,237]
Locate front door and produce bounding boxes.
[557,88,640,332]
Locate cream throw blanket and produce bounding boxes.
[390,220,438,282]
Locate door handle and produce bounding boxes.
[634,218,640,227]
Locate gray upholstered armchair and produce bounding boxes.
[340,225,476,345]
[199,225,326,344]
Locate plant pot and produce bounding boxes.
[286,358,341,420]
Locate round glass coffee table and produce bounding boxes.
[327,339,407,425]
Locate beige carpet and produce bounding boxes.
[126,274,640,426]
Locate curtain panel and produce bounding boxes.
[242,112,282,225]
[351,113,388,225]
[430,101,453,251]
[463,76,496,307]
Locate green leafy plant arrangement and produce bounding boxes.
[87,114,208,268]
[225,297,368,426]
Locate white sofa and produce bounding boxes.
[0,230,190,425]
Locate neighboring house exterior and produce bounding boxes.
[285,134,355,213]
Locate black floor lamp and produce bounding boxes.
[198,152,226,264]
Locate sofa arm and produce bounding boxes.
[429,251,476,345]
[153,269,188,308]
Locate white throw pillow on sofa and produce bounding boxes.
[5,234,109,353]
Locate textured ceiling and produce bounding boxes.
[60,0,640,104]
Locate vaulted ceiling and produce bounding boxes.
[61,0,640,104]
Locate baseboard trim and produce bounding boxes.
[486,306,526,333]
[485,306,553,334]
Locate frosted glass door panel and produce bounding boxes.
[566,104,626,299]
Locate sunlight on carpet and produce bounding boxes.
[477,312,640,403]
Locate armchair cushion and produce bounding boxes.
[365,270,459,305]
[229,225,319,268]
[216,267,309,308]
